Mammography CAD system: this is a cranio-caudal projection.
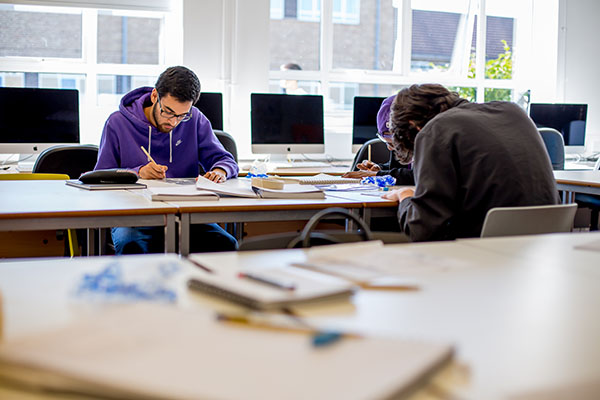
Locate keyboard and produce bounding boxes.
[269,161,332,169]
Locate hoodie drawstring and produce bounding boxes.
[148,126,152,158]
[148,125,172,164]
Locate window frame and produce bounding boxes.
[0,2,183,146]
[270,0,532,109]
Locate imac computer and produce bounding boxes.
[529,103,588,154]
[194,92,223,131]
[352,96,385,153]
[251,93,324,163]
[0,87,80,169]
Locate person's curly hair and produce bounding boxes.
[389,84,467,164]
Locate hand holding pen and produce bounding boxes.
[140,146,168,179]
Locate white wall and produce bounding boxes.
[182,0,270,159]
[558,0,600,153]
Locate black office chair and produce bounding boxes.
[214,130,238,162]
[32,144,100,255]
[538,128,565,170]
[350,138,390,171]
[33,144,99,179]
[575,158,600,230]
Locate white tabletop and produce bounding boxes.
[1,232,600,399]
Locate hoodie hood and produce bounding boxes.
[119,86,154,131]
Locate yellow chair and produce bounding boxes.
[0,173,70,180]
[0,173,78,256]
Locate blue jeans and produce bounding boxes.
[111,224,237,255]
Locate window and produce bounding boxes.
[0,2,181,147]
[269,0,533,145]
[298,0,321,22]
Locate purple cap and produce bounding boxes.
[376,95,396,134]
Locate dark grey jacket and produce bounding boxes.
[398,101,559,241]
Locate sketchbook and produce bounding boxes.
[0,303,453,400]
[280,173,362,186]
[196,177,325,199]
[66,180,147,190]
[187,259,356,310]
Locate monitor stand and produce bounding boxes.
[17,153,38,172]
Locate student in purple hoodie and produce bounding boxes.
[95,66,238,254]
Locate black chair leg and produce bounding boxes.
[591,209,599,231]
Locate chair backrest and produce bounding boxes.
[0,173,70,180]
[350,138,390,171]
[33,144,99,179]
[480,203,578,238]
[214,130,238,162]
[538,128,565,170]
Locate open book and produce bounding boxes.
[196,176,325,199]
[0,303,453,400]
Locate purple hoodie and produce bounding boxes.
[95,87,238,179]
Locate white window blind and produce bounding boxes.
[0,0,172,12]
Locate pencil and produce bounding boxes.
[367,144,372,162]
[140,146,156,164]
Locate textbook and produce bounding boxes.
[196,176,325,199]
[187,258,356,309]
[146,185,219,201]
[0,303,453,400]
[66,180,147,190]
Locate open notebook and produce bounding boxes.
[0,303,453,400]
[196,177,325,199]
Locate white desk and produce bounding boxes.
[1,232,599,399]
[554,170,600,202]
[0,180,178,254]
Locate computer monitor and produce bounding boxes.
[352,96,385,152]
[0,87,80,157]
[529,103,588,153]
[251,93,324,160]
[194,92,223,131]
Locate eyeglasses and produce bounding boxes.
[157,96,192,122]
[376,132,393,143]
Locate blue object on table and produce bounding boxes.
[312,331,343,347]
[245,172,269,179]
[361,175,396,187]
[75,261,178,303]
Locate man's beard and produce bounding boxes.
[153,103,175,133]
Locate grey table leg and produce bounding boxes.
[179,213,191,256]
[165,214,177,254]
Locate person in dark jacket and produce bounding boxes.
[96,66,238,254]
[343,95,414,184]
[382,84,559,242]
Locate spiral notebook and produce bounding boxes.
[186,255,357,310]
[280,173,361,186]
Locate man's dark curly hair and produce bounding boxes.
[389,84,467,164]
[155,66,201,104]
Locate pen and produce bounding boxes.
[238,272,296,291]
[140,146,156,164]
[186,257,214,273]
[367,144,372,163]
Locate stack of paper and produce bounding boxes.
[146,185,219,201]
[0,303,453,400]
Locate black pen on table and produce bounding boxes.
[238,272,296,291]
